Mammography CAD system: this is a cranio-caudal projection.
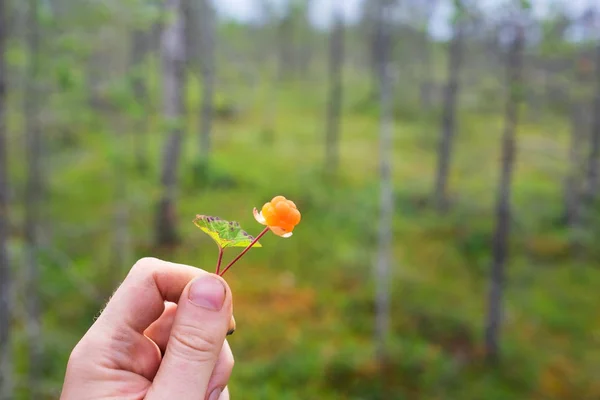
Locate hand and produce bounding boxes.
[60,257,235,400]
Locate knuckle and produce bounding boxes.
[67,335,102,369]
[129,257,162,285]
[131,257,160,275]
[168,322,221,363]
[67,340,87,365]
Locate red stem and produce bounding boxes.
[215,247,224,274]
[219,227,270,277]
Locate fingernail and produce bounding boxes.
[188,276,226,311]
[227,315,236,336]
[208,387,222,400]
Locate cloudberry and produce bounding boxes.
[254,195,301,237]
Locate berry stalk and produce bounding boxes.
[219,227,270,277]
[215,247,224,274]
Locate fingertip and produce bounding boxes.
[188,275,228,311]
[227,315,236,336]
[146,275,234,399]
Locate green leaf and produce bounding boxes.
[193,215,262,249]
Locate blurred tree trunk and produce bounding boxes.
[374,0,394,367]
[199,0,215,163]
[324,7,344,175]
[367,3,380,98]
[565,55,594,241]
[182,0,198,71]
[485,22,525,363]
[155,0,185,246]
[23,0,44,390]
[434,4,464,211]
[129,28,149,173]
[0,0,12,397]
[150,1,164,54]
[564,103,584,228]
[584,43,600,210]
[418,38,435,110]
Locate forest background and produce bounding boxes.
[1,0,600,398]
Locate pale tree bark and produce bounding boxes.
[155,0,186,246]
[23,0,44,390]
[374,0,394,367]
[182,0,199,71]
[583,42,600,212]
[434,3,465,211]
[324,6,344,175]
[484,22,525,363]
[364,0,380,97]
[564,102,585,228]
[199,0,215,162]
[565,55,593,241]
[0,0,13,397]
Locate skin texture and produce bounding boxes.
[60,257,234,400]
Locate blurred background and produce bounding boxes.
[1,0,600,398]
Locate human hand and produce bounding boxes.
[60,258,235,400]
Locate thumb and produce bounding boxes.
[146,274,232,400]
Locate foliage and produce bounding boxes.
[3,1,600,399]
[193,215,261,250]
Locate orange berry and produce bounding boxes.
[271,195,287,205]
[261,203,277,225]
[261,202,274,217]
[274,200,290,215]
[278,207,296,225]
[288,208,301,225]
[278,222,294,232]
[258,196,301,232]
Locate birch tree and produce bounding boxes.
[199,0,215,164]
[0,0,12,396]
[23,0,44,389]
[583,42,600,217]
[485,13,526,362]
[565,103,585,227]
[155,0,185,245]
[434,0,465,211]
[563,54,589,233]
[374,0,394,366]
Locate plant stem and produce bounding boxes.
[215,246,224,274]
[219,227,269,277]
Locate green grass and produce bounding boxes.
[7,71,600,400]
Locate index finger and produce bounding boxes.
[95,257,207,334]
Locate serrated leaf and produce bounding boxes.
[193,215,262,249]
